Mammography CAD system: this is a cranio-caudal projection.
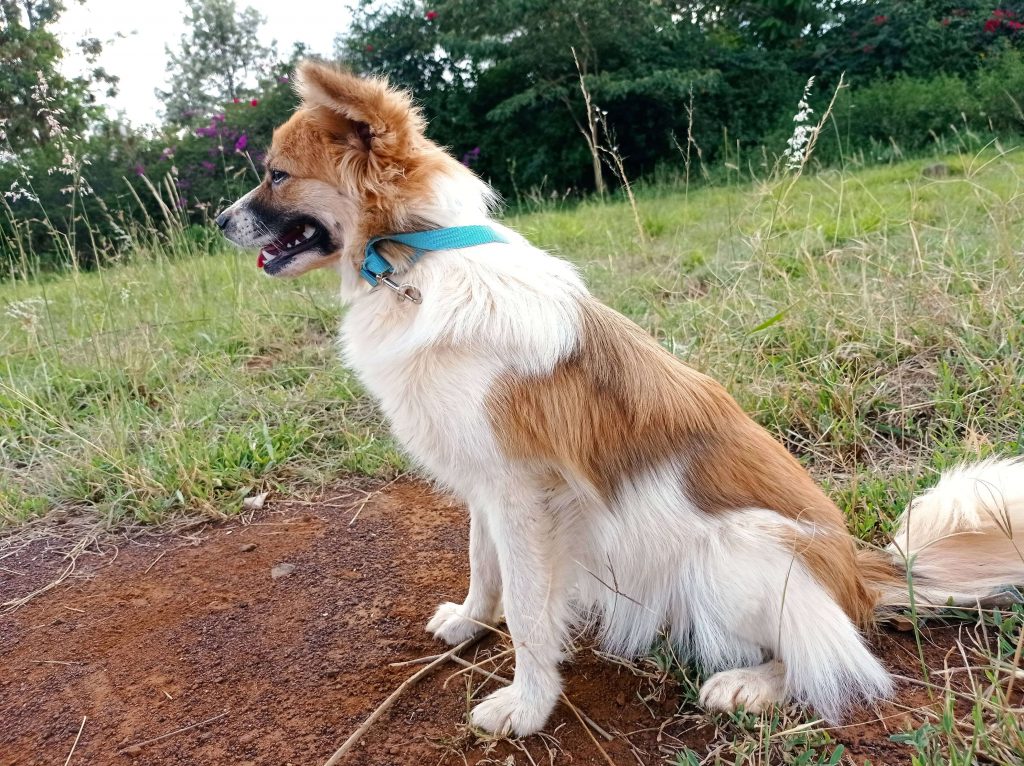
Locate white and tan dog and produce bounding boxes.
[218,61,1024,736]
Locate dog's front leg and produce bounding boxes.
[468,485,567,737]
[427,503,502,644]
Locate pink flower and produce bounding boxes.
[233,97,240,104]
[365,43,375,52]
[872,14,888,25]
[250,98,259,107]
[235,134,248,152]
[425,10,438,21]
[984,18,1000,32]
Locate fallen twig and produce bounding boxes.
[143,550,167,575]
[63,716,86,766]
[119,711,227,753]
[387,651,445,668]
[322,635,484,765]
[348,473,408,526]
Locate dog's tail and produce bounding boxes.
[863,457,1024,612]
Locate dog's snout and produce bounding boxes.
[215,210,231,230]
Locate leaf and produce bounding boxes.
[749,309,788,334]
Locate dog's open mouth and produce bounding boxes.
[258,219,329,273]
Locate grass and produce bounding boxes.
[0,240,402,525]
[4,149,1022,527]
[2,145,1023,764]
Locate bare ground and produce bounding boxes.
[0,480,974,765]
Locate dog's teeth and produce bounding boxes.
[303,225,315,239]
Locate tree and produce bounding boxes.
[340,1,725,194]
[159,0,276,124]
[0,0,117,149]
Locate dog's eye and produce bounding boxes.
[270,169,289,186]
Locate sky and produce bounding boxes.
[55,0,354,128]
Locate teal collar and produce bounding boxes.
[361,225,507,303]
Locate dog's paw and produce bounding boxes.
[470,684,555,737]
[426,601,485,646]
[699,661,787,715]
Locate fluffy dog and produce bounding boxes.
[217,61,1024,736]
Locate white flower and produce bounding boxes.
[5,298,46,329]
[782,77,817,172]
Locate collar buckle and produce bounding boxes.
[378,275,422,304]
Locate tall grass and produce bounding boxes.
[0,226,402,525]
[3,145,1023,526]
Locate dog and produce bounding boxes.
[217,61,1024,736]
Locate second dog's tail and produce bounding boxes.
[865,458,1024,612]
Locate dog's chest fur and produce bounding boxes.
[339,236,585,495]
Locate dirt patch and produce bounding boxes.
[0,480,974,765]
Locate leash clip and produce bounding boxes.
[379,275,422,304]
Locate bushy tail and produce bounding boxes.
[869,458,1024,610]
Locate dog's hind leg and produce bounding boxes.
[467,478,571,737]
[427,504,502,645]
[683,509,892,722]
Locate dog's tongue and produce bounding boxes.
[257,251,266,269]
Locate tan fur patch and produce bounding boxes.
[268,62,477,273]
[489,299,885,624]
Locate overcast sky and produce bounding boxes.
[55,0,354,128]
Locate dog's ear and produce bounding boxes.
[295,61,425,156]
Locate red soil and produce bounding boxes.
[0,480,969,765]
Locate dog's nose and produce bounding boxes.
[215,210,231,230]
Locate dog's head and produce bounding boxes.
[217,61,472,279]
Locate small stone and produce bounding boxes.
[239,543,257,553]
[891,615,915,632]
[615,692,626,706]
[271,563,296,580]
[243,491,269,511]
[237,731,258,745]
[122,745,142,756]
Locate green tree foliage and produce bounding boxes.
[337,0,1024,196]
[0,0,117,149]
[4,0,1024,278]
[338,0,798,192]
[158,0,276,125]
[811,1,1024,84]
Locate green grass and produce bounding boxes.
[2,147,1023,764]
[0,243,402,525]
[3,148,1023,529]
